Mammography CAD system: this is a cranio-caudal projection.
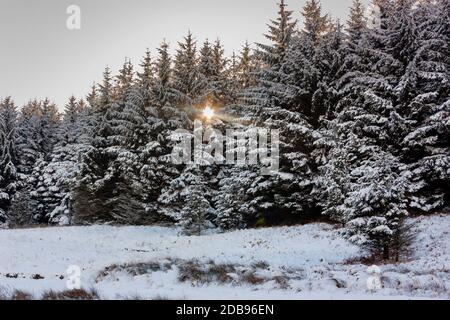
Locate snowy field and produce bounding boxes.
[1,214,449,300]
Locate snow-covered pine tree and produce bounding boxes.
[342,148,410,260]
[198,39,228,104]
[225,43,257,114]
[136,41,193,218]
[30,143,92,224]
[0,97,20,226]
[278,0,336,126]
[59,95,85,145]
[73,67,128,224]
[107,59,136,147]
[331,0,449,216]
[214,169,246,230]
[236,42,256,92]
[172,32,203,108]
[16,98,61,176]
[158,164,216,231]
[73,54,190,225]
[76,98,95,144]
[214,163,260,230]
[315,114,413,261]
[314,0,440,259]
[244,0,297,116]
[30,94,93,225]
[324,0,367,119]
[311,21,346,122]
[137,49,155,108]
[301,0,332,46]
[243,0,337,222]
[152,41,191,131]
[397,0,450,212]
[38,99,61,158]
[210,39,228,103]
[118,51,167,220]
[153,41,175,108]
[16,100,43,175]
[198,39,215,97]
[119,63,150,150]
[226,51,240,105]
[179,168,215,235]
[347,0,367,43]
[73,145,150,225]
[114,58,135,101]
[91,67,115,148]
[86,83,99,110]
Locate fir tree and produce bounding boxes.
[138,49,155,107]
[172,32,203,107]
[59,95,84,145]
[153,41,175,108]
[210,39,228,103]
[180,177,213,235]
[114,58,135,100]
[93,67,115,148]
[347,0,367,43]
[237,42,256,90]
[198,39,215,98]
[16,100,43,175]
[39,98,60,158]
[0,97,20,226]
[301,0,331,46]
[159,165,216,230]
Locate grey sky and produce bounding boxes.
[0,0,370,109]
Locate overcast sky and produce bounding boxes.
[0,0,370,109]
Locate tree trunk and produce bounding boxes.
[383,245,390,261]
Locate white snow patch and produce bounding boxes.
[1,215,449,299]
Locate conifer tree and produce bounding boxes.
[93,67,115,148]
[237,42,256,90]
[159,165,216,229]
[138,49,155,107]
[153,41,175,108]
[172,32,202,107]
[59,95,84,145]
[210,39,228,102]
[301,0,331,46]
[347,0,367,43]
[39,98,60,158]
[16,100,43,175]
[0,97,20,226]
[114,58,134,100]
[199,39,215,97]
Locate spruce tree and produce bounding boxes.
[347,0,367,43]
[210,39,228,103]
[0,97,20,226]
[172,32,202,107]
[159,164,216,230]
[16,100,43,175]
[39,98,60,158]
[237,42,256,91]
[153,41,175,108]
[59,95,84,145]
[301,0,331,46]
[198,39,215,98]
[138,49,155,107]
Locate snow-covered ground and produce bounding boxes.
[1,214,449,300]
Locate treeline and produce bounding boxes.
[0,0,448,261]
